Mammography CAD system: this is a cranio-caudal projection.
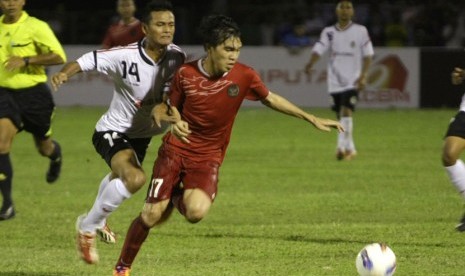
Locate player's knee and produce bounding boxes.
[141,213,157,228]
[442,151,457,167]
[141,207,162,228]
[37,147,49,157]
[185,204,209,223]
[123,169,146,192]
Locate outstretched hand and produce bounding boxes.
[308,116,344,133]
[50,72,68,92]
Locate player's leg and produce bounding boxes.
[0,118,18,220]
[180,188,212,223]
[443,136,465,231]
[91,137,151,227]
[34,136,62,183]
[82,149,145,231]
[114,145,182,273]
[76,133,148,264]
[442,111,465,231]
[331,93,345,160]
[340,106,355,158]
[0,89,21,220]
[176,160,218,223]
[21,84,62,183]
[114,199,172,275]
[96,173,112,201]
[83,135,150,231]
[339,89,358,160]
[77,148,142,264]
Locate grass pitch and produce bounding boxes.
[0,107,463,275]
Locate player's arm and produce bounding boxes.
[152,72,184,127]
[304,52,320,75]
[355,55,372,91]
[151,95,181,127]
[151,101,190,142]
[4,53,65,72]
[261,91,344,133]
[25,53,65,66]
[452,67,465,85]
[151,70,191,142]
[50,61,83,91]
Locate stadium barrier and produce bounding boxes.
[50,46,426,108]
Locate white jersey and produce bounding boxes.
[77,39,185,138]
[460,94,465,112]
[312,22,374,94]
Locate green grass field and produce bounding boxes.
[0,107,463,275]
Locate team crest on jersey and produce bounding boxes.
[351,41,356,48]
[327,32,333,41]
[227,84,240,97]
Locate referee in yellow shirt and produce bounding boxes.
[0,0,66,220]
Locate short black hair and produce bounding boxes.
[141,0,173,25]
[337,0,352,5]
[197,15,241,49]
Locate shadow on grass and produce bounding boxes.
[161,232,462,248]
[0,272,70,276]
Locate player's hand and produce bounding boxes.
[304,63,314,76]
[151,103,181,127]
[3,56,26,71]
[171,120,191,143]
[51,72,69,92]
[355,75,367,90]
[307,115,344,133]
[452,67,465,85]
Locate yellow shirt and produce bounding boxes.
[0,12,66,89]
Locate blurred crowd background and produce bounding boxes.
[18,0,465,48]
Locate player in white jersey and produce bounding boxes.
[443,67,465,231]
[51,1,185,265]
[305,0,374,161]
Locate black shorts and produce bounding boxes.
[445,111,465,139]
[0,83,55,139]
[92,130,151,168]
[330,89,358,114]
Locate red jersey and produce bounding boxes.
[101,19,145,49]
[164,59,269,164]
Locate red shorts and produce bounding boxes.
[145,145,220,204]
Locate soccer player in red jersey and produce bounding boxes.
[112,15,343,276]
[101,0,145,49]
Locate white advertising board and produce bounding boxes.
[50,45,419,108]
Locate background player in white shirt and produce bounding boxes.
[443,67,465,231]
[51,1,185,265]
[305,0,374,160]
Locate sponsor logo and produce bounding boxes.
[360,54,410,105]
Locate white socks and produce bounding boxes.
[445,160,465,198]
[81,177,132,233]
[338,117,355,152]
[96,173,111,200]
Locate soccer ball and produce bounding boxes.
[355,243,397,276]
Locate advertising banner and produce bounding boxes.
[51,46,419,108]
